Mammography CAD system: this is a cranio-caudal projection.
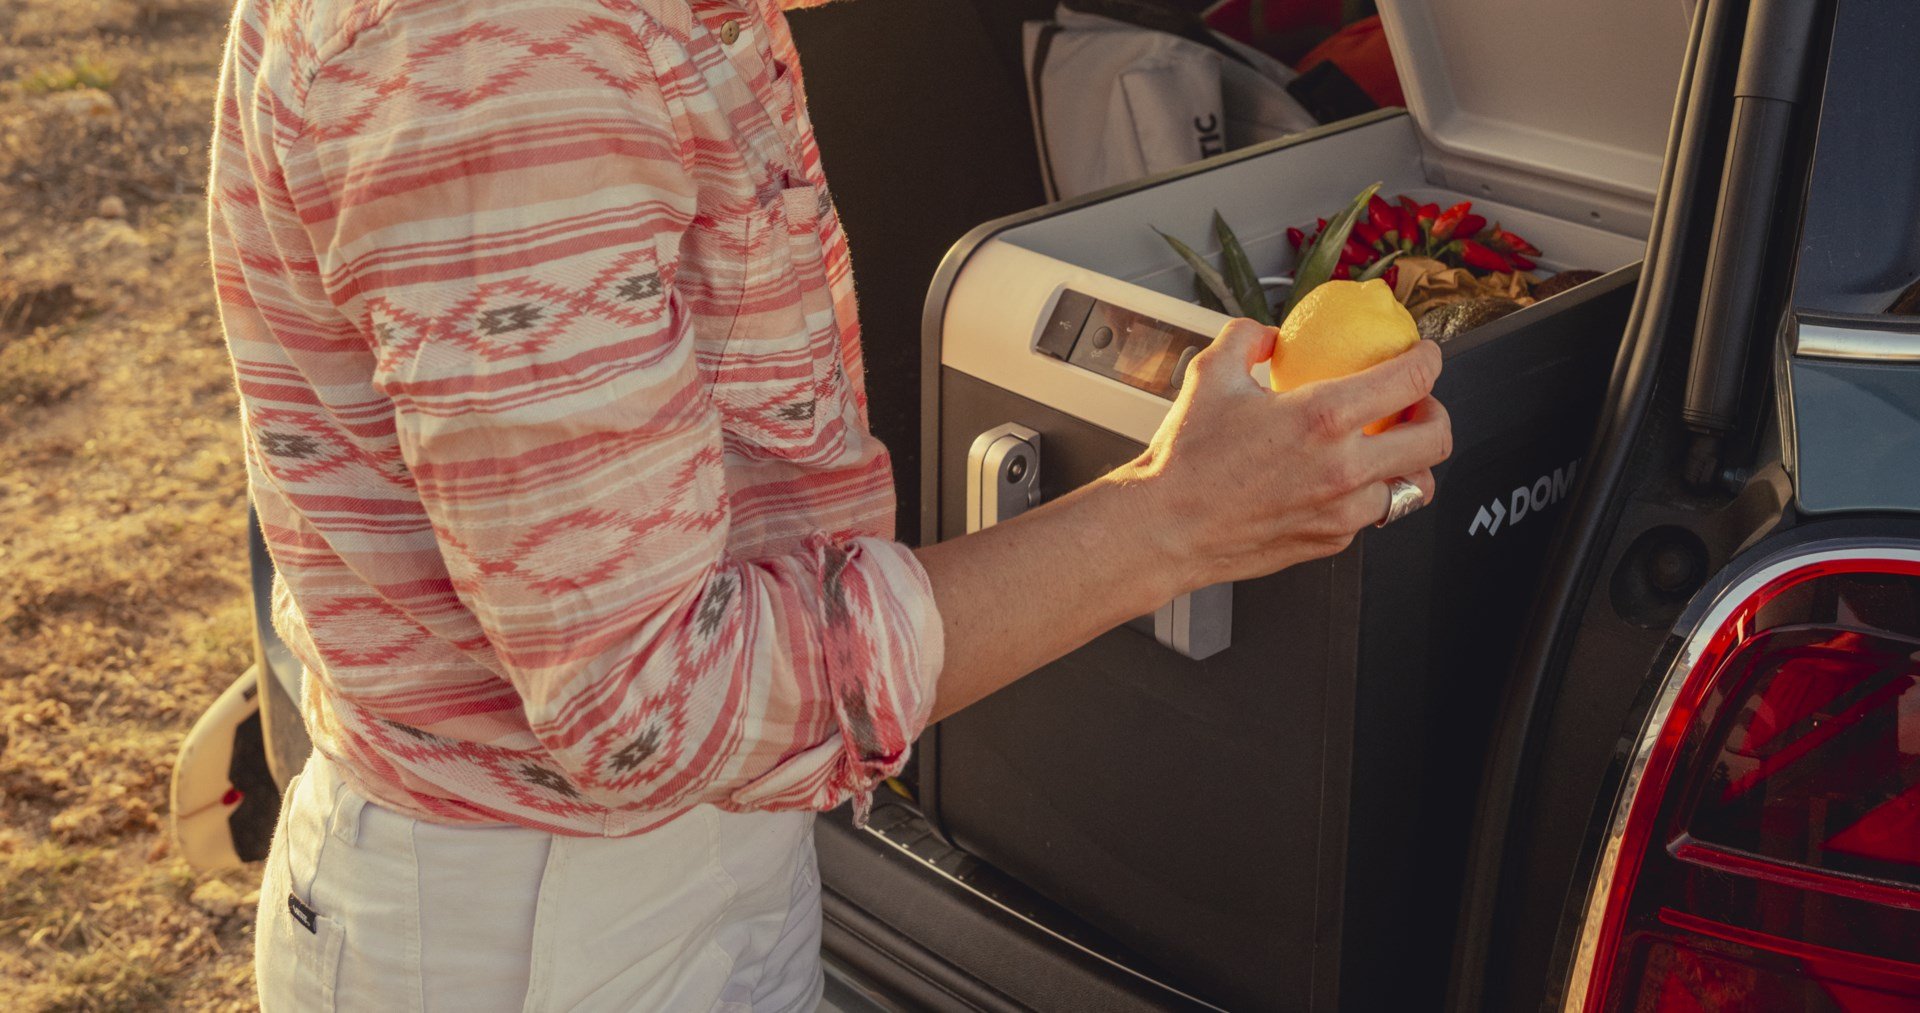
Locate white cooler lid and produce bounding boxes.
[1377,0,1692,218]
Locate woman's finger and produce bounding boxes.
[1193,317,1279,389]
[1294,340,1443,437]
[1354,396,1452,483]
[1336,467,1438,531]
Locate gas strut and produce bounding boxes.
[1680,0,1822,490]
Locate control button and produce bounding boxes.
[1171,346,1201,392]
[1037,289,1096,360]
[1091,326,1114,350]
[720,20,742,45]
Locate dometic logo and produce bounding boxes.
[1194,114,1225,158]
[1469,460,1580,537]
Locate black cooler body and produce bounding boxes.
[915,2,1691,1008]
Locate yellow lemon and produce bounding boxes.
[1272,278,1419,390]
[1271,278,1420,433]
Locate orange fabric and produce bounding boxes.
[1294,15,1405,109]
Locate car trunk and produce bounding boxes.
[790,1,1688,1009]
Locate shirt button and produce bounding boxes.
[720,20,741,45]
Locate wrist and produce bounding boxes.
[1087,458,1205,605]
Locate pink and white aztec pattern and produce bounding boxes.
[208,0,942,835]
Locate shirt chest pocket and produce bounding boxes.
[708,179,852,466]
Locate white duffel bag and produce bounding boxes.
[1024,0,1320,201]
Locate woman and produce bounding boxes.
[205,0,1451,1007]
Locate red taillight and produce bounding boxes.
[1569,555,1920,1012]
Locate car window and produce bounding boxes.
[1792,1,1920,320]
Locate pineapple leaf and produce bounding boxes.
[1283,182,1382,320]
[1157,228,1243,318]
[1193,273,1227,314]
[1212,211,1275,326]
[1356,249,1403,283]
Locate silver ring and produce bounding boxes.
[1376,477,1425,528]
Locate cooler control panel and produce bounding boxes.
[1035,289,1213,400]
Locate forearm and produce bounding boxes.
[914,464,1189,723]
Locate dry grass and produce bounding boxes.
[2,0,263,1008]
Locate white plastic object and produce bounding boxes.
[1375,0,1690,227]
[171,667,259,871]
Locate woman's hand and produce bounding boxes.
[1117,318,1452,594]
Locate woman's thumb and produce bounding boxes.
[1196,317,1277,383]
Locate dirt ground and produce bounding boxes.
[2,0,264,1008]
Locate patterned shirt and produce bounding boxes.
[208,0,944,835]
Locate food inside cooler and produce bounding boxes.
[1158,184,1392,328]
[1161,184,1606,344]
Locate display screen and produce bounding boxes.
[1111,320,1182,391]
[1037,290,1212,401]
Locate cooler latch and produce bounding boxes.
[966,424,1043,534]
[1153,583,1232,661]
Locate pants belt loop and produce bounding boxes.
[330,774,368,847]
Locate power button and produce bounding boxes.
[1171,346,1202,392]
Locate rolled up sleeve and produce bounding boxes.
[724,535,943,817]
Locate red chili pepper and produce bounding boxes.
[1287,227,1306,250]
[1340,238,1374,266]
[1381,265,1400,291]
[1459,239,1513,273]
[1398,195,1421,216]
[1509,252,1537,272]
[1353,219,1384,247]
[1333,262,1353,280]
[1456,213,1487,241]
[1489,225,1541,256]
[1315,217,1330,235]
[1368,195,1398,234]
[1417,202,1440,224]
[1429,202,1471,244]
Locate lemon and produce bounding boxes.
[1271,278,1420,393]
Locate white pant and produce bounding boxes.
[256,753,824,1012]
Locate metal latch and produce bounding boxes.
[966,424,1043,533]
[1153,582,1231,661]
[965,424,1230,661]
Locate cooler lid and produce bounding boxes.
[1376,0,1691,212]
